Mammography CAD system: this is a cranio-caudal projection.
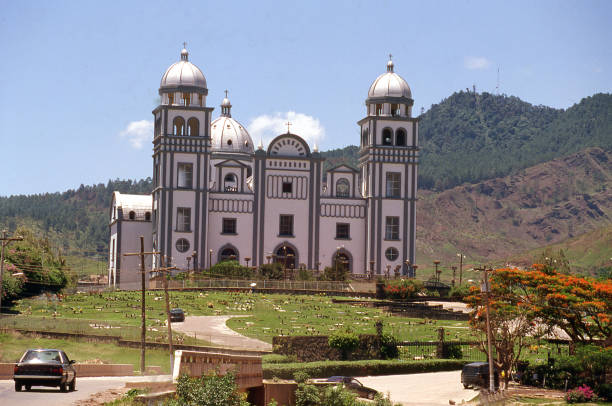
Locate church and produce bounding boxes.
[108,47,419,288]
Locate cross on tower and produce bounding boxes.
[224,89,229,98]
[286,121,292,134]
[389,53,392,61]
[183,41,187,49]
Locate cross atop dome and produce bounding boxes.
[387,53,394,72]
[221,90,232,117]
[180,42,189,61]
[286,121,292,134]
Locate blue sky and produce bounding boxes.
[0,0,610,196]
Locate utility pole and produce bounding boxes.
[153,256,177,374]
[123,236,159,375]
[457,253,466,285]
[477,265,496,393]
[0,230,24,312]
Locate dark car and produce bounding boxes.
[461,362,499,389]
[170,308,185,322]
[13,349,77,392]
[320,376,378,399]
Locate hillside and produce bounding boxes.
[415,147,612,273]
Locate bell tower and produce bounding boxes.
[152,46,213,270]
[358,56,419,276]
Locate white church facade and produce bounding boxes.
[108,48,419,288]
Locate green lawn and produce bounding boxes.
[8,291,478,344]
[0,332,172,374]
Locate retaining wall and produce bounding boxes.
[272,335,382,362]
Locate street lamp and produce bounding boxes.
[412,264,418,279]
[245,257,251,268]
[404,260,411,277]
[480,266,496,393]
[192,251,197,273]
[433,260,441,283]
[209,249,213,271]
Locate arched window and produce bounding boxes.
[396,128,406,146]
[224,173,238,192]
[220,247,238,262]
[382,128,393,145]
[362,128,369,146]
[145,212,151,221]
[336,178,350,197]
[375,104,382,115]
[274,245,297,269]
[391,104,399,117]
[154,118,161,137]
[128,211,135,220]
[173,117,185,136]
[187,118,199,136]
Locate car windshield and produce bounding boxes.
[350,378,362,386]
[22,350,61,362]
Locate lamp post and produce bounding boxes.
[192,251,197,273]
[209,249,213,271]
[404,260,411,277]
[412,264,418,279]
[266,255,272,264]
[245,257,251,268]
[433,260,441,283]
[457,253,466,285]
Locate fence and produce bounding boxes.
[147,278,352,292]
[398,340,487,361]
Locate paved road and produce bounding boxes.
[172,315,272,351]
[0,375,171,406]
[357,370,479,406]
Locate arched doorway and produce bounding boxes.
[332,250,352,273]
[273,244,297,270]
[218,245,239,262]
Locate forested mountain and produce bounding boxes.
[0,91,610,260]
[0,179,151,256]
[418,92,612,189]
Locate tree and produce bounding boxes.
[494,264,611,343]
[465,268,542,386]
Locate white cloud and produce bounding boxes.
[119,120,153,149]
[464,56,492,70]
[247,111,325,148]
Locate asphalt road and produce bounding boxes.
[0,376,167,406]
[357,370,479,406]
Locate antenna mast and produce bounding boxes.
[496,67,500,95]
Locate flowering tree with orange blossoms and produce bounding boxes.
[494,264,611,343]
[465,268,543,385]
[466,265,612,385]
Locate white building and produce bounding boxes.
[109,48,419,288]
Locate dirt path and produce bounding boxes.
[172,315,272,351]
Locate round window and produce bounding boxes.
[385,247,399,261]
[227,139,233,145]
[176,238,190,253]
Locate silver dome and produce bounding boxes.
[367,58,412,99]
[159,48,207,91]
[211,113,254,154]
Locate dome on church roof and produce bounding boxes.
[367,57,412,100]
[159,47,207,91]
[211,96,253,154]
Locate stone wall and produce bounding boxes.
[272,335,381,362]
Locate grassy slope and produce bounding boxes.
[0,332,172,373]
[9,291,477,343]
[511,224,612,275]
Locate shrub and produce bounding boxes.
[565,385,595,403]
[293,371,310,384]
[262,354,296,364]
[259,263,284,280]
[383,279,424,300]
[322,384,357,406]
[329,332,360,360]
[448,285,470,300]
[380,334,399,359]
[295,382,321,406]
[320,265,349,281]
[171,372,249,406]
[596,383,612,401]
[209,260,254,279]
[442,343,463,359]
[263,359,467,379]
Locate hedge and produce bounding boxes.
[262,359,468,379]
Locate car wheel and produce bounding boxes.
[15,382,22,392]
[60,383,68,392]
[69,378,76,392]
[25,384,31,391]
